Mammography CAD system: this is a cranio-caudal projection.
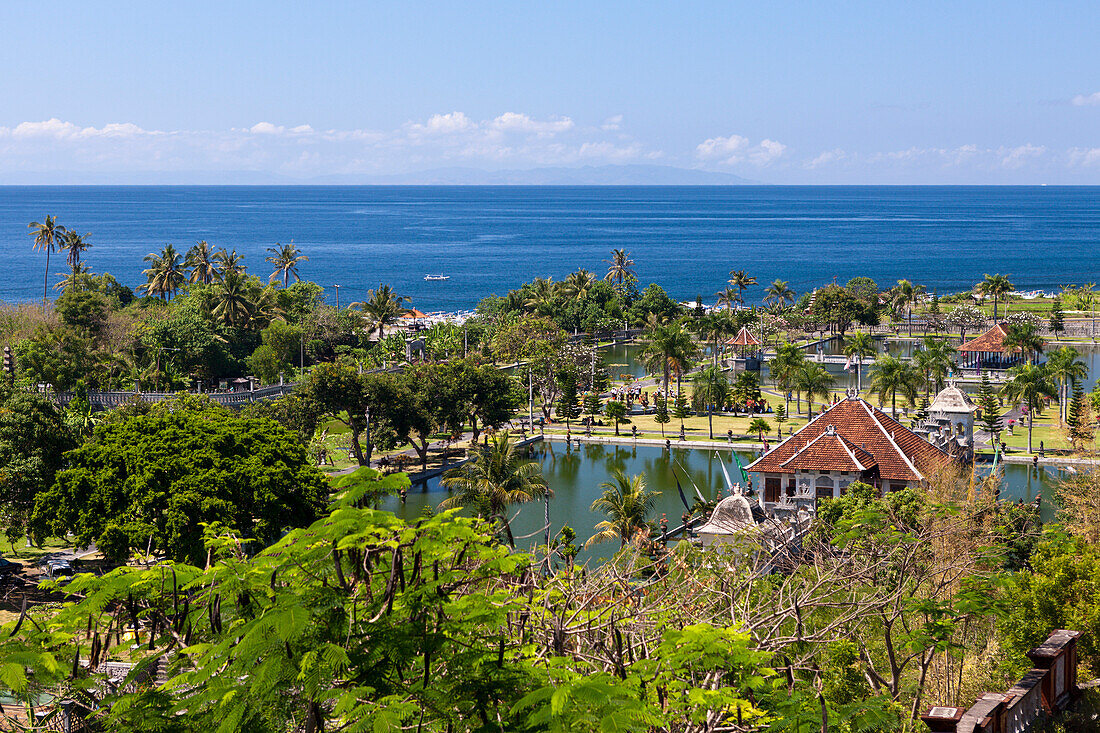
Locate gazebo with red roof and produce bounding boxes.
[957,323,1024,370]
[725,326,762,356]
[746,394,952,508]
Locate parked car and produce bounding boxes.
[46,560,73,579]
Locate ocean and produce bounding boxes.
[2,185,1099,311]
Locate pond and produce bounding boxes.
[379,442,1069,562]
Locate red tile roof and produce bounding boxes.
[725,326,761,347]
[958,323,1018,354]
[779,430,877,473]
[747,397,950,482]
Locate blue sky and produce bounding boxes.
[2,1,1100,183]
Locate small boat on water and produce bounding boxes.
[424,274,450,281]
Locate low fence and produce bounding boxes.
[921,629,1083,733]
[51,383,297,410]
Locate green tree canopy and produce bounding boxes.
[31,395,327,564]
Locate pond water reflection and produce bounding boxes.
[380,442,1069,561]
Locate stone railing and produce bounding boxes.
[921,629,1083,733]
[52,383,296,409]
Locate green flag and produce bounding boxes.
[732,450,750,484]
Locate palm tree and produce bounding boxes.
[728,270,757,308]
[212,269,254,327]
[61,229,91,268]
[868,354,920,418]
[356,284,410,338]
[978,274,1014,322]
[585,468,659,550]
[764,279,796,308]
[692,365,730,439]
[603,249,635,286]
[715,286,740,310]
[769,342,806,417]
[522,277,558,315]
[440,432,550,548]
[1045,346,1088,423]
[843,331,876,392]
[891,280,925,337]
[794,362,835,419]
[28,215,65,305]
[748,417,772,442]
[639,321,698,404]
[911,336,956,398]
[185,241,219,285]
[54,263,91,293]
[265,242,308,287]
[139,244,185,300]
[214,248,246,278]
[1002,322,1045,365]
[1001,364,1057,454]
[561,269,596,301]
[693,313,727,367]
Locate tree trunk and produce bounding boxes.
[42,248,51,305]
[348,418,367,466]
[1027,407,1034,454]
[708,407,713,440]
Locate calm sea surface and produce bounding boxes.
[2,186,1099,309]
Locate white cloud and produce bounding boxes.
[408,112,476,136]
[5,118,153,140]
[804,148,847,169]
[0,113,653,177]
[1071,92,1100,107]
[998,144,1045,169]
[490,112,573,135]
[601,114,623,131]
[1069,147,1100,167]
[695,133,785,167]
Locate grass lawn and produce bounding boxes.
[1,534,74,564]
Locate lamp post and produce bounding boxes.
[333,284,341,309]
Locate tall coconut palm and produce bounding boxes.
[603,248,635,286]
[585,468,659,549]
[794,362,835,419]
[978,274,1014,322]
[356,284,410,338]
[212,269,254,327]
[764,279,796,308]
[769,342,806,417]
[868,354,920,418]
[139,244,185,300]
[1002,322,1044,365]
[1045,346,1088,423]
[692,365,730,439]
[265,242,308,287]
[561,269,596,301]
[640,321,697,403]
[890,279,925,337]
[1001,363,1057,454]
[911,336,956,398]
[440,432,550,548]
[28,215,65,305]
[843,331,876,392]
[185,241,219,284]
[692,313,727,367]
[214,248,246,278]
[715,286,740,310]
[54,263,91,293]
[728,270,757,308]
[61,229,91,268]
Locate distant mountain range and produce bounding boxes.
[1,164,759,186]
